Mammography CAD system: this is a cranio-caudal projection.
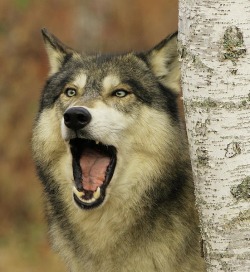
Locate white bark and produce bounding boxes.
[178,1,250,271]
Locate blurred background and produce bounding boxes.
[0,0,177,271]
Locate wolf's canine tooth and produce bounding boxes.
[73,186,84,198]
[93,187,101,199]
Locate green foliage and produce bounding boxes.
[14,0,31,10]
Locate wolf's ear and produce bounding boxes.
[41,28,76,75]
[146,32,180,94]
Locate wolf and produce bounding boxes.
[32,28,205,272]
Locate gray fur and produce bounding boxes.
[32,29,205,271]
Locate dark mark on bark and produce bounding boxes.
[221,26,246,65]
[231,177,250,200]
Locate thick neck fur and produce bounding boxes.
[33,108,202,271]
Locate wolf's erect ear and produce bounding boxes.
[41,28,76,75]
[146,32,180,94]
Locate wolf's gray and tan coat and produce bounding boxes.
[32,29,205,271]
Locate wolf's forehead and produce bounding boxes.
[72,71,121,91]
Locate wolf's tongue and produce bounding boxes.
[79,148,110,191]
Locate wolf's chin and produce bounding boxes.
[69,138,117,209]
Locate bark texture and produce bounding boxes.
[179,1,250,271]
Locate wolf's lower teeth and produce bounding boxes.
[73,186,101,204]
[80,198,96,204]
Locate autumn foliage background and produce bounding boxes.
[0,1,177,271]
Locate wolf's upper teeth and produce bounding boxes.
[73,186,85,198]
[96,141,100,145]
[93,187,101,199]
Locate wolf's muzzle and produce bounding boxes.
[64,107,91,130]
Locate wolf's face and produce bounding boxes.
[33,29,180,210]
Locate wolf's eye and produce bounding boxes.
[113,89,129,98]
[65,88,77,97]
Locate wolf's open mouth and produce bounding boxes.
[70,138,117,209]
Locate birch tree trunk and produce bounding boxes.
[178,1,250,271]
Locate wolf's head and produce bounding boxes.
[33,29,182,210]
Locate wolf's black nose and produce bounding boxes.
[64,107,91,130]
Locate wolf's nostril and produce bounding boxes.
[77,114,87,123]
[64,114,70,122]
[64,107,91,130]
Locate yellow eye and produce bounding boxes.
[65,88,77,97]
[113,89,129,98]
